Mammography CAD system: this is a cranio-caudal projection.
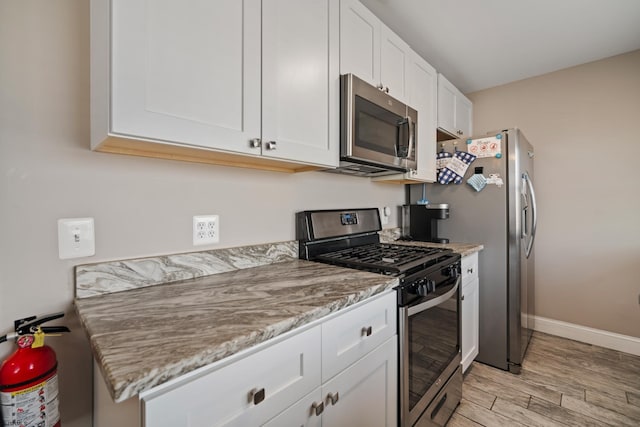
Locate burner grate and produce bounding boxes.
[315,243,451,275]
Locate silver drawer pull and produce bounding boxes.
[362,326,373,337]
[327,391,339,405]
[467,267,474,274]
[311,401,324,416]
[249,387,265,405]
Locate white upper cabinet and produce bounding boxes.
[339,0,410,103]
[437,73,473,138]
[106,0,260,154]
[375,50,437,183]
[339,0,380,88]
[91,0,339,172]
[262,0,339,166]
[379,25,411,101]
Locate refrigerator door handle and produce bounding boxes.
[523,172,537,258]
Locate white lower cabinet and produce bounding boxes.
[142,326,322,427]
[265,338,397,427]
[140,292,397,427]
[461,253,480,372]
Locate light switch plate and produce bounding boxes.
[58,218,95,259]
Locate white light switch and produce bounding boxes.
[58,218,95,259]
[380,206,391,225]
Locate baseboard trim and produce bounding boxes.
[532,315,640,356]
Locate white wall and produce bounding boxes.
[0,3,405,425]
[468,50,640,339]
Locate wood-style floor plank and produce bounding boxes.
[455,399,528,427]
[585,389,640,421]
[446,413,483,427]
[461,381,496,409]
[528,396,606,427]
[491,397,562,427]
[561,394,640,427]
[449,332,640,426]
[470,361,562,404]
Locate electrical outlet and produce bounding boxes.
[193,215,219,245]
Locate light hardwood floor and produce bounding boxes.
[448,331,640,426]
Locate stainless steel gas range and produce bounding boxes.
[297,208,462,427]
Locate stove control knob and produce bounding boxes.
[415,279,435,296]
[444,265,459,278]
[426,279,436,293]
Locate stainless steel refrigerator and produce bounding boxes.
[410,128,537,373]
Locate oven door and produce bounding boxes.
[399,276,461,427]
[341,74,416,171]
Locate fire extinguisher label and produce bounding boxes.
[0,373,60,427]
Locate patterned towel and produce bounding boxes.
[438,151,477,184]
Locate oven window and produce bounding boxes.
[354,96,402,156]
[408,291,459,411]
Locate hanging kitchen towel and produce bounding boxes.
[436,150,452,173]
[438,151,477,184]
[467,167,487,192]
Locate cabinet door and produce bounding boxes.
[456,94,473,138]
[263,388,323,427]
[262,0,339,167]
[321,292,396,382]
[141,326,321,427]
[406,51,437,182]
[321,337,397,427]
[437,73,457,136]
[110,0,261,154]
[461,278,479,372]
[379,24,410,103]
[339,0,380,88]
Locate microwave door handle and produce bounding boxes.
[406,115,414,160]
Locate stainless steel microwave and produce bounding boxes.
[333,73,417,176]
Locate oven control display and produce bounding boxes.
[340,212,358,225]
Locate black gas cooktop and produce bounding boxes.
[313,243,454,275]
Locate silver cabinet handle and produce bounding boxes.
[249,387,265,405]
[265,141,277,150]
[327,391,339,405]
[385,87,389,93]
[461,294,465,301]
[361,326,372,337]
[376,83,384,90]
[457,130,463,135]
[249,138,261,148]
[311,401,324,416]
[467,267,473,274]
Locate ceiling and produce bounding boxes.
[360,0,640,94]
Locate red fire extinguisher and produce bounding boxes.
[0,312,70,427]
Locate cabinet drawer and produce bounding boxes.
[461,252,478,286]
[322,292,396,382]
[142,325,321,427]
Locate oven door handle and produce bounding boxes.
[407,277,461,316]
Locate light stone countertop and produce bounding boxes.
[75,259,398,403]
